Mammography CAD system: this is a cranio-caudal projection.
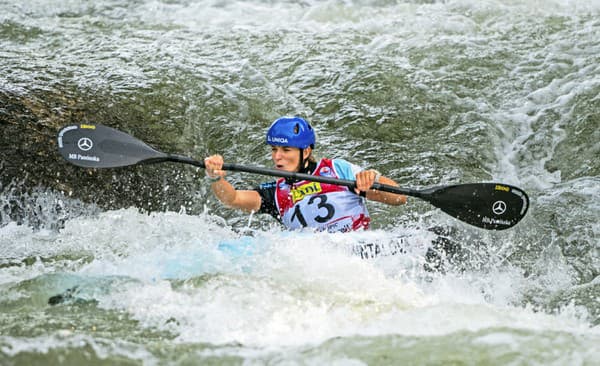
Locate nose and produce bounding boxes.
[272,149,282,161]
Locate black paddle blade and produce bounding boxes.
[422,183,529,230]
[57,124,167,168]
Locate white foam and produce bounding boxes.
[13,209,586,349]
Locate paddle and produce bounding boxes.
[57,124,529,230]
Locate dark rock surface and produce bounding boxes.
[1,88,203,227]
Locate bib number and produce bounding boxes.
[291,195,335,227]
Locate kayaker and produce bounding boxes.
[204,116,407,232]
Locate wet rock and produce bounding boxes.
[0,88,203,227]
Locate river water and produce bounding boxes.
[1,0,599,365]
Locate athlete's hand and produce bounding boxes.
[204,155,226,179]
[354,169,380,195]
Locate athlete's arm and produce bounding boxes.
[355,170,407,206]
[204,155,262,212]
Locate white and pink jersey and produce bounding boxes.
[271,158,370,232]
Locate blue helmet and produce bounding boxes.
[266,116,315,149]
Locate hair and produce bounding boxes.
[304,147,317,164]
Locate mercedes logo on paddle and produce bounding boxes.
[77,137,93,151]
[492,200,507,215]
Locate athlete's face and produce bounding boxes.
[271,146,310,172]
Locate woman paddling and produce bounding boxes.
[204,116,407,232]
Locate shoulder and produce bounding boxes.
[255,181,277,205]
[328,158,363,179]
[258,181,278,190]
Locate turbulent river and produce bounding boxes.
[1,0,599,365]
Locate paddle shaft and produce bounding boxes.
[163,154,421,197]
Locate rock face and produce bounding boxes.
[0,89,202,227]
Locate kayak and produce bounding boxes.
[148,229,457,279]
[216,233,428,260]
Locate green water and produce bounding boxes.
[1,0,599,365]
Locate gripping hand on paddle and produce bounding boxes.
[203,154,261,213]
[204,155,227,181]
[355,170,407,206]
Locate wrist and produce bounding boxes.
[206,175,223,183]
[369,169,381,183]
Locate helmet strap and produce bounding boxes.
[286,149,309,185]
[298,149,305,172]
